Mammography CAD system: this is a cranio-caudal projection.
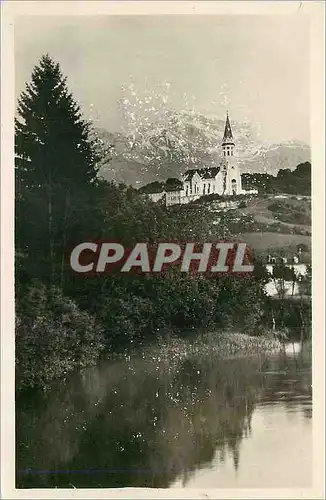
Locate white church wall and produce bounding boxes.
[224,162,243,195]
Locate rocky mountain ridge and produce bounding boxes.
[94,112,310,187]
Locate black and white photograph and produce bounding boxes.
[1,1,325,498]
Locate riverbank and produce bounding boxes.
[114,331,283,366]
[16,327,283,393]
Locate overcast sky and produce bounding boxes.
[15,15,310,144]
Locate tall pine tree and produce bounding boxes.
[15,54,100,190]
[15,55,107,288]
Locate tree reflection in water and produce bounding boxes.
[16,346,312,488]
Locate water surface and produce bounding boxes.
[16,341,312,489]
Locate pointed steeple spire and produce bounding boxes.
[222,111,235,146]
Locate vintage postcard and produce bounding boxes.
[1,1,325,499]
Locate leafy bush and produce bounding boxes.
[16,284,104,390]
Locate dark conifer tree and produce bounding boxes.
[15,54,100,191]
[15,55,107,287]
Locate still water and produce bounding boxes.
[16,342,312,489]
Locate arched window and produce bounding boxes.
[231,178,237,195]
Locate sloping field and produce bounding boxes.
[241,195,311,227]
[237,232,311,250]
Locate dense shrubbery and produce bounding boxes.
[191,193,250,205]
[16,284,104,390]
[16,270,271,390]
[241,162,311,195]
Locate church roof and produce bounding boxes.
[201,167,220,179]
[183,166,220,181]
[183,169,200,181]
[222,112,235,146]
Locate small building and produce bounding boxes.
[266,263,307,278]
[166,188,182,207]
[139,181,165,203]
[148,191,166,203]
[264,263,308,298]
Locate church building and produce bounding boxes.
[146,113,255,207]
[175,112,244,206]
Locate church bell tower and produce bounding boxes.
[221,111,242,196]
[222,111,235,157]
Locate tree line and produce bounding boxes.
[241,162,311,195]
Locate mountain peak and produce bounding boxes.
[95,112,310,186]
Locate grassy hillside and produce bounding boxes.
[237,195,311,230]
[237,232,311,251]
[180,193,312,260]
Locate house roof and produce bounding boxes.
[165,184,183,192]
[139,181,165,194]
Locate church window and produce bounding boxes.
[231,178,237,195]
[208,183,210,193]
[203,184,206,194]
